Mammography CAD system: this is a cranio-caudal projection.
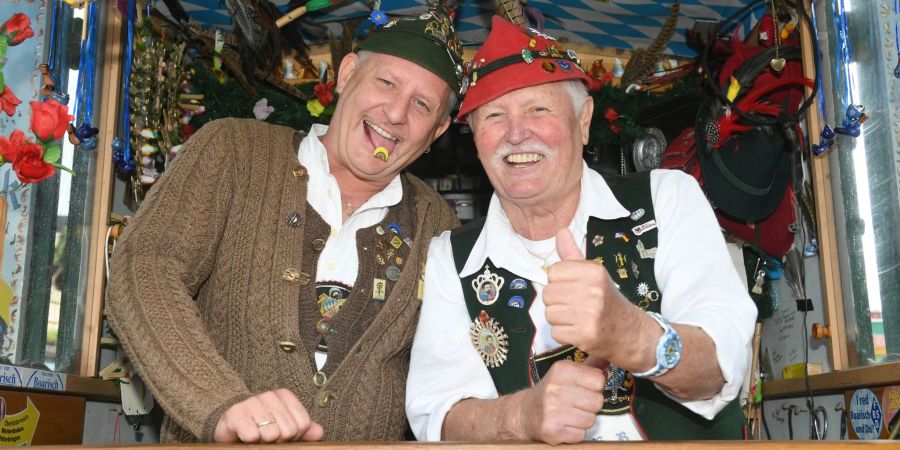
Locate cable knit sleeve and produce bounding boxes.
[106,119,253,441]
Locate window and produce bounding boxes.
[818,0,900,368]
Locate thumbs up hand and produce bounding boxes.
[543,228,632,360]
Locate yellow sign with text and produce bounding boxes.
[0,397,40,446]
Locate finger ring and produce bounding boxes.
[257,419,276,427]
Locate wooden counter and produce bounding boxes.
[29,441,899,449]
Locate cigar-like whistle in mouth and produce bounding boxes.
[373,146,389,161]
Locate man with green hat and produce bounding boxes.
[106,4,463,444]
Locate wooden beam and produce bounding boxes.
[798,1,849,371]
[79,3,124,378]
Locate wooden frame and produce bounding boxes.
[799,0,849,372]
[79,5,124,378]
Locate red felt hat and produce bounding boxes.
[455,16,592,121]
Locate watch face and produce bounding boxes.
[663,336,682,367]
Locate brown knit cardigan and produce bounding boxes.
[106,118,459,442]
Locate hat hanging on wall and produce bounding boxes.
[696,100,791,223]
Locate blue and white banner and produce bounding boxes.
[155,0,764,57]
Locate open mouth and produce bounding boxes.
[364,119,399,154]
[504,152,545,167]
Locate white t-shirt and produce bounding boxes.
[406,163,757,441]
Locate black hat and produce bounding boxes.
[696,100,790,222]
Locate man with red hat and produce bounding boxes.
[406,17,757,443]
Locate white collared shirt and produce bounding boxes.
[406,163,757,441]
[299,124,403,369]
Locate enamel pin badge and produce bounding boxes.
[472,267,504,306]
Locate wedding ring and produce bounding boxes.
[257,419,277,427]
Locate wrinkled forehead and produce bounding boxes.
[471,81,571,115]
[357,53,454,105]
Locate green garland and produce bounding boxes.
[188,60,333,131]
[587,75,702,161]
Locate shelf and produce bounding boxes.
[762,361,900,399]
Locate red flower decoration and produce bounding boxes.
[1,13,35,46]
[609,124,621,134]
[0,130,56,183]
[30,100,72,142]
[604,107,619,123]
[314,80,336,108]
[1,86,21,116]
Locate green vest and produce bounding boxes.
[450,171,745,440]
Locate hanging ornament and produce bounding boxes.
[70,1,99,150]
[834,104,866,137]
[768,0,785,72]
[812,125,836,156]
[114,0,136,177]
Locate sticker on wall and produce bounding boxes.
[849,388,884,439]
[881,386,900,432]
[0,397,40,445]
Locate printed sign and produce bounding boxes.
[0,365,66,392]
[848,388,884,440]
[0,390,84,445]
[0,397,39,446]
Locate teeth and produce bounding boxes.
[505,153,544,164]
[365,120,398,141]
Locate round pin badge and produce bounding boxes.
[541,61,556,73]
[385,265,401,281]
[469,310,509,368]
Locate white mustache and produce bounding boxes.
[491,141,557,164]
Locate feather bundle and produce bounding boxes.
[495,0,527,27]
[621,0,680,86]
[711,77,814,148]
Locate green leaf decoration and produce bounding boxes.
[42,144,61,164]
[52,162,74,176]
[0,71,5,91]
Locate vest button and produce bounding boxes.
[316,390,333,407]
[285,212,302,228]
[292,166,306,178]
[316,319,333,335]
[312,239,326,251]
[278,341,297,353]
[312,371,327,387]
[282,268,301,284]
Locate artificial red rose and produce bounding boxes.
[604,107,619,123]
[0,129,56,183]
[609,124,621,134]
[0,129,25,164]
[181,122,196,138]
[1,86,21,116]
[314,80,336,108]
[12,141,56,183]
[30,100,72,142]
[1,13,34,45]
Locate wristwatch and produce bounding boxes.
[631,311,682,378]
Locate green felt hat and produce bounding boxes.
[356,4,464,95]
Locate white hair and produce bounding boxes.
[467,79,590,131]
[355,50,458,118]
